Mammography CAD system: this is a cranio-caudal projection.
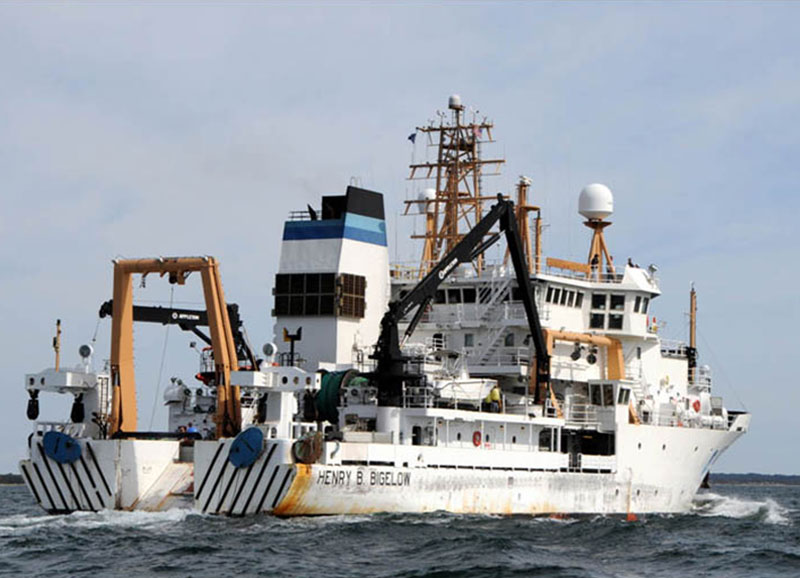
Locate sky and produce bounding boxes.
[0,2,798,475]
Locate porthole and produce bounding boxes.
[637,442,642,450]
[486,435,490,442]
[694,446,698,452]
[636,489,641,496]
[662,444,666,451]
[282,376,288,384]
[457,433,461,441]
[512,436,517,443]
[615,488,620,496]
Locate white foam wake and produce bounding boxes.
[0,508,193,536]
[692,492,791,525]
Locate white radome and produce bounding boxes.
[578,183,614,220]
[417,188,436,214]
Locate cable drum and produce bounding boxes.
[292,432,323,464]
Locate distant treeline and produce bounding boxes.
[710,473,800,485]
[0,473,23,485]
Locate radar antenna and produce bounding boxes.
[406,95,505,276]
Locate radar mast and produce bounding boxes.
[406,95,505,276]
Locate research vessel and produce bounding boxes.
[19,96,749,516]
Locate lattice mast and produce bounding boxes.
[503,176,542,274]
[406,95,505,276]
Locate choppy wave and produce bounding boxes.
[0,507,193,536]
[692,492,792,525]
[1,484,797,578]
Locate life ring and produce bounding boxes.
[472,431,482,447]
[692,399,701,413]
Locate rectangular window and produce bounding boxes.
[590,313,605,329]
[304,295,319,315]
[274,295,289,315]
[546,286,554,303]
[608,314,623,330]
[504,333,515,347]
[434,290,446,304]
[319,295,335,315]
[591,293,607,310]
[339,273,366,318]
[290,274,305,294]
[618,388,630,405]
[552,288,562,305]
[272,272,365,318]
[275,274,290,295]
[464,333,474,347]
[566,291,575,308]
[603,383,614,407]
[462,288,476,303]
[642,297,650,314]
[634,295,642,313]
[610,294,625,311]
[590,384,602,406]
[575,292,584,308]
[447,289,461,304]
[305,273,320,294]
[320,273,335,294]
[559,289,568,306]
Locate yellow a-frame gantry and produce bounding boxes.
[108,257,241,439]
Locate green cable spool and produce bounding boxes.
[315,370,356,424]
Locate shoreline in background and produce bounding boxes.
[2,472,799,487]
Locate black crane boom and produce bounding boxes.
[372,195,550,406]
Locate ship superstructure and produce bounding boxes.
[19,97,749,517]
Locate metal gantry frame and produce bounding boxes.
[108,257,242,438]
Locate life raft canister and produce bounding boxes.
[692,399,701,413]
[472,431,482,447]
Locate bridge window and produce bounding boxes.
[591,293,607,310]
[608,314,624,330]
[273,272,364,318]
[634,295,642,313]
[590,313,605,329]
[462,288,476,303]
[610,294,625,311]
[464,333,474,347]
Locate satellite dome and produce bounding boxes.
[448,94,463,110]
[417,188,436,213]
[578,183,614,220]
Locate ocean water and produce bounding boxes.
[0,483,796,578]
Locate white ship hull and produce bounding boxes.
[193,415,749,516]
[19,438,193,513]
